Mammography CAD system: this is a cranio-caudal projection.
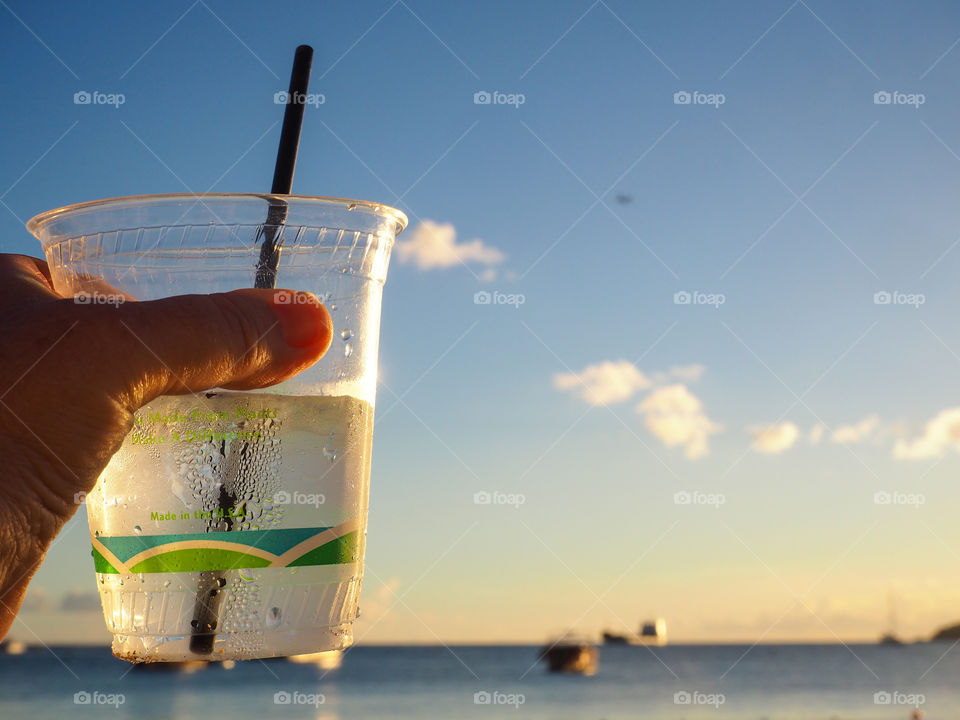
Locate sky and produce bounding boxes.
[4,0,960,646]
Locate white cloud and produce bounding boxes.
[809,424,825,445]
[636,384,720,459]
[60,589,101,612]
[354,577,401,625]
[669,364,705,382]
[832,415,880,444]
[894,408,960,460]
[749,422,800,454]
[394,220,505,270]
[554,360,652,406]
[478,267,497,282]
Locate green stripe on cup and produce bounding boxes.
[288,531,358,566]
[91,546,118,574]
[129,548,272,573]
[90,527,358,574]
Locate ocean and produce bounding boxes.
[0,643,955,719]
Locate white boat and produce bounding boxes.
[639,618,668,646]
[602,618,667,646]
[1,640,26,655]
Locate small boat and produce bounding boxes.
[639,618,668,646]
[601,630,636,645]
[1,640,27,655]
[287,650,343,671]
[879,592,904,645]
[538,636,598,675]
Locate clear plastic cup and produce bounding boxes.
[27,194,406,662]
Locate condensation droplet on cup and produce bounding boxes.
[133,525,142,535]
[323,446,338,462]
[341,328,352,341]
[344,342,353,357]
[266,607,282,628]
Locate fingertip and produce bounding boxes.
[269,290,333,353]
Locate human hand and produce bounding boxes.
[0,253,332,638]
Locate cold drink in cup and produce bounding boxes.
[28,194,405,661]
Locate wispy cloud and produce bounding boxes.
[60,589,101,612]
[832,415,880,444]
[553,360,652,406]
[809,424,825,445]
[394,220,505,270]
[749,422,800,454]
[894,407,960,460]
[668,363,705,382]
[637,384,720,459]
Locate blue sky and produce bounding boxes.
[5,0,960,644]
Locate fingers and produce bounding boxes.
[60,288,332,412]
[0,255,58,307]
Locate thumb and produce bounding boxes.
[80,288,332,411]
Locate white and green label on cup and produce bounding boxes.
[91,520,359,574]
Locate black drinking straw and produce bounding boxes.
[256,44,313,290]
[189,45,314,656]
